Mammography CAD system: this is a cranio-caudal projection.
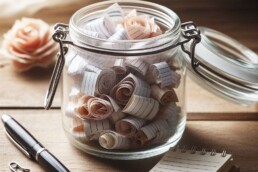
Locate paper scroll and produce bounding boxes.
[125,59,149,76]
[123,10,162,40]
[151,85,178,105]
[115,116,146,137]
[67,55,89,76]
[110,73,151,105]
[71,118,88,143]
[65,103,76,118]
[69,88,83,104]
[157,102,180,122]
[84,16,116,39]
[83,119,111,140]
[123,95,159,120]
[100,95,126,123]
[112,59,126,74]
[150,61,181,88]
[108,25,129,41]
[81,67,116,96]
[99,131,130,149]
[76,95,113,120]
[136,119,170,146]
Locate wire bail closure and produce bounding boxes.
[44,22,201,109]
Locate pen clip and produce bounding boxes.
[4,129,33,159]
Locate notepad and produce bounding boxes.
[150,147,234,172]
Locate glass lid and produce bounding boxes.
[185,27,258,105]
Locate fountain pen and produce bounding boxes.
[2,114,70,172]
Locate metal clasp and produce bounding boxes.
[180,22,201,74]
[44,24,69,109]
[44,22,202,109]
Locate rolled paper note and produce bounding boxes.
[110,73,151,105]
[100,95,126,123]
[76,95,113,120]
[112,59,126,74]
[65,103,76,118]
[83,119,111,140]
[104,3,124,18]
[99,131,130,149]
[151,105,180,144]
[71,118,88,143]
[151,85,178,105]
[125,58,149,76]
[123,9,162,40]
[157,102,180,123]
[136,119,170,146]
[150,61,181,88]
[84,16,116,39]
[81,68,116,96]
[108,26,129,41]
[122,95,159,120]
[67,55,89,76]
[115,116,146,137]
[69,87,83,104]
[81,71,98,96]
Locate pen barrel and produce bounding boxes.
[37,150,70,172]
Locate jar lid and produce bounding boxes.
[185,27,258,105]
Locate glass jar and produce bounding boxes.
[44,0,195,160]
[44,0,258,160]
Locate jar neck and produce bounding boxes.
[69,0,181,53]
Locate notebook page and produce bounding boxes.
[150,149,232,172]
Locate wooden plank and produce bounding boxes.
[1,110,258,171]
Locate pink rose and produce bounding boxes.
[123,10,163,40]
[0,17,58,71]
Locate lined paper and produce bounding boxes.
[150,149,232,172]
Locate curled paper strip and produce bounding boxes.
[112,59,126,74]
[68,55,89,76]
[99,131,130,149]
[76,95,113,120]
[150,61,181,88]
[136,119,170,146]
[81,71,98,96]
[65,103,76,118]
[100,95,126,123]
[123,95,159,120]
[84,119,111,140]
[151,85,178,105]
[115,116,146,137]
[125,59,149,76]
[108,25,129,41]
[84,17,116,39]
[69,88,83,104]
[71,118,88,143]
[157,102,181,122]
[81,68,116,96]
[110,73,151,105]
[123,10,162,40]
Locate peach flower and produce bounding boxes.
[123,10,163,40]
[0,17,58,71]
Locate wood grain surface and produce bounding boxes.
[1,110,258,172]
[0,0,258,172]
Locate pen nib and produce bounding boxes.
[1,114,11,123]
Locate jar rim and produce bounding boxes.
[69,0,181,47]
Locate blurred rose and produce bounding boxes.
[0,17,58,71]
[123,10,163,40]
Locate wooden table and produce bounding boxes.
[1,0,258,171]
